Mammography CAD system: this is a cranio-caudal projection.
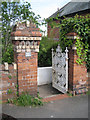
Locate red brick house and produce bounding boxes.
[47,1,90,40]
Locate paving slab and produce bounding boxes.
[38,83,62,98]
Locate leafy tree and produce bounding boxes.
[1,1,42,63]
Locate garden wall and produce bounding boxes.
[1,64,52,102]
[1,63,17,102]
[37,67,52,86]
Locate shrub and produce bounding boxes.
[38,36,59,67]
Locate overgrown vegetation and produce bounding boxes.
[8,75,12,79]
[86,90,90,95]
[47,14,90,71]
[7,92,43,107]
[38,37,59,67]
[7,88,13,94]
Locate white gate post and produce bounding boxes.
[65,47,68,92]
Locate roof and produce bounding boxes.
[48,1,90,19]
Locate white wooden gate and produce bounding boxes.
[52,45,68,93]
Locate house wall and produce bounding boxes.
[47,12,89,39]
[47,20,60,40]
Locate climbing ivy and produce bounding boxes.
[47,14,90,71]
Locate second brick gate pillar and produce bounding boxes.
[11,21,42,95]
[67,32,88,95]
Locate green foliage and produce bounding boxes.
[68,92,73,97]
[86,90,90,95]
[15,84,18,88]
[86,50,90,71]
[37,92,43,99]
[1,1,44,64]
[14,76,16,78]
[7,92,44,107]
[7,88,13,94]
[16,91,19,96]
[38,37,59,67]
[2,44,14,64]
[47,14,90,71]
[8,75,12,79]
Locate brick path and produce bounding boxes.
[42,94,69,102]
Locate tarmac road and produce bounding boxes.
[1,95,89,119]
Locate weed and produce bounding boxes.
[8,75,12,79]
[68,93,73,96]
[37,92,43,99]
[67,91,73,96]
[7,88,13,94]
[7,92,44,107]
[15,85,18,88]
[86,90,90,95]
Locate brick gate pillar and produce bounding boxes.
[11,21,42,96]
[67,32,88,95]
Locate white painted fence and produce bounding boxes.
[37,67,52,86]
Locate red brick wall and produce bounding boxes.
[15,51,38,96]
[47,20,60,39]
[68,49,88,93]
[1,64,17,102]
